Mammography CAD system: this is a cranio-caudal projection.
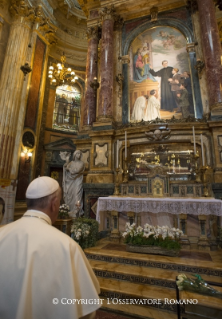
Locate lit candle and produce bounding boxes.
[201,134,205,166]
[116,140,119,168]
[192,126,196,154]
[125,131,127,159]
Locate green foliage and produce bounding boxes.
[71,218,99,249]
[125,233,180,250]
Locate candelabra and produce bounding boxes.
[123,157,129,183]
[193,151,202,183]
[75,200,81,218]
[201,166,211,197]
[113,167,120,196]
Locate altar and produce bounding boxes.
[96,196,222,250]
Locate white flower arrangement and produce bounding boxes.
[58,204,70,219]
[123,222,183,250]
[71,222,91,242]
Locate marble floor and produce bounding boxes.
[86,239,222,319]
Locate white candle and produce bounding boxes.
[125,131,127,159]
[116,140,119,168]
[192,126,196,154]
[201,134,205,166]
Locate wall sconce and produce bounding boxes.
[21,148,32,163]
[20,62,32,81]
[90,77,100,97]
[195,59,205,79]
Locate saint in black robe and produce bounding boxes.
[149,66,177,111]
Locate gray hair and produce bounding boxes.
[162,60,168,65]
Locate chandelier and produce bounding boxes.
[48,53,78,85]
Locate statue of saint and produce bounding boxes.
[62,150,85,217]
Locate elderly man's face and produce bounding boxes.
[162,61,168,68]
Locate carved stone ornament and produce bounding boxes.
[9,0,35,21]
[186,42,196,53]
[150,6,158,22]
[35,5,57,44]
[145,127,171,141]
[121,55,130,64]
[99,5,116,21]
[86,26,99,40]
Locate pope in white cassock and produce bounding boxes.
[0,176,100,319]
[144,90,160,121]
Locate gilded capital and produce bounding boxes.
[99,5,116,22]
[86,26,99,40]
[186,42,196,53]
[121,55,130,64]
[34,5,57,45]
[9,0,35,22]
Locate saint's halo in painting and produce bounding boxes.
[129,26,194,122]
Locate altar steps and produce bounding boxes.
[85,242,222,319]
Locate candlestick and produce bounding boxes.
[125,131,127,159]
[192,126,196,154]
[116,140,119,168]
[201,134,205,166]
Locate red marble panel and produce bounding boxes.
[16,156,31,200]
[83,37,98,125]
[98,19,114,118]
[24,37,46,130]
[197,0,222,107]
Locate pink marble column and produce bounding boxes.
[197,0,222,111]
[97,7,115,121]
[83,26,99,127]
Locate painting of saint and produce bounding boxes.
[129,26,193,121]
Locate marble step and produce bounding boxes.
[101,300,178,319]
[98,277,178,316]
[89,259,222,287]
[85,245,222,279]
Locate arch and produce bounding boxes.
[123,18,194,56]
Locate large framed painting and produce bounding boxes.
[129,26,194,122]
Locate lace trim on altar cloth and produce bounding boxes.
[96,197,222,222]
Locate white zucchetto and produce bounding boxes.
[26,176,59,199]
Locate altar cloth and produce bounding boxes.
[96,196,222,223]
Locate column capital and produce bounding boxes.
[86,25,100,40]
[99,5,116,22]
[186,42,196,53]
[34,5,57,45]
[9,0,35,22]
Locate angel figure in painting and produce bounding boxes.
[61,150,85,217]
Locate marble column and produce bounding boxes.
[97,6,115,122]
[186,43,203,118]
[83,26,99,128]
[113,16,124,122]
[196,0,222,115]
[0,3,34,179]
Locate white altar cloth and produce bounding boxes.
[96,196,222,223]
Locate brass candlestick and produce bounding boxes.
[114,167,120,196]
[193,151,202,183]
[201,166,211,197]
[123,157,129,183]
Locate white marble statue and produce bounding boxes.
[62,150,85,218]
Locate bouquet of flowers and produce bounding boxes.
[58,204,70,219]
[122,222,183,250]
[71,218,99,249]
[176,274,222,298]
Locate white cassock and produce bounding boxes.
[131,96,147,121]
[0,210,100,319]
[144,95,160,121]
